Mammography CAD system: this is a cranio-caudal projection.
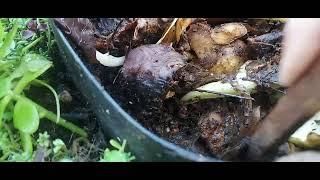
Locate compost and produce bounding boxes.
[55,18,290,160]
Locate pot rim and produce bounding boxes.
[51,19,221,162]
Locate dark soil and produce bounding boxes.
[82,60,280,158]
[55,18,287,161]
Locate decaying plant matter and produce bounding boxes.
[56,18,318,161]
[187,22,248,74]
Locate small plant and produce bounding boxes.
[0,18,86,161]
[100,138,135,162]
[0,18,135,162]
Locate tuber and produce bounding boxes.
[119,44,186,121]
[187,23,248,75]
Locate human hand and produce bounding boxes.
[280,18,320,86]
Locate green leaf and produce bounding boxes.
[0,130,12,154]
[0,20,18,58]
[109,139,122,150]
[102,150,129,162]
[6,53,50,80]
[0,21,4,42]
[13,99,39,134]
[3,111,13,122]
[13,54,52,94]
[100,139,135,162]
[21,53,52,73]
[10,18,31,28]
[100,149,135,162]
[36,131,50,148]
[8,152,32,162]
[58,158,73,162]
[26,57,51,73]
[0,78,10,99]
[52,139,69,162]
[52,139,67,154]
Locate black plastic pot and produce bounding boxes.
[51,20,220,162]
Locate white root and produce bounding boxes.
[96,51,125,67]
[181,61,257,104]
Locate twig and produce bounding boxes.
[156,18,178,44]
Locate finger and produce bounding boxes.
[279,18,320,86]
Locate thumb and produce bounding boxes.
[279,18,320,86]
